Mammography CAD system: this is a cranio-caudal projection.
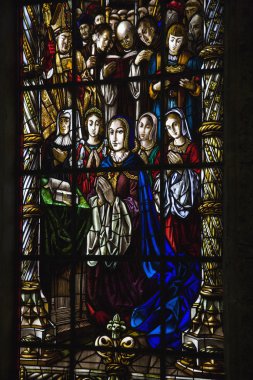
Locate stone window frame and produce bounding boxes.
[0,0,253,379]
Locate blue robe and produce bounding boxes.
[148,52,202,138]
[131,170,201,350]
[102,153,201,349]
[101,151,143,170]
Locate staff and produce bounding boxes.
[42,4,53,41]
[152,0,159,17]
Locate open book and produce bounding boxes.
[46,178,79,206]
[104,51,137,79]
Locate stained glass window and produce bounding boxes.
[19,0,224,379]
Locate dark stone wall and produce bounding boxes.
[0,0,253,379]
[224,1,253,379]
[0,1,19,379]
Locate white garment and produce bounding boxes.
[43,67,54,80]
[87,196,132,268]
[153,169,199,218]
[100,51,141,123]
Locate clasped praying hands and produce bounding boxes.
[95,176,115,206]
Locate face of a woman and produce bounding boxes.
[167,34,184,55]
[87,114,101,138]
[109,119,125,151]
[59,116,70,135]
[138,116,153,141]
[166,115,182,139]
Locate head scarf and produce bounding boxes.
[165,108,191,140]
[55,109,82,146]
[136,112,158,143]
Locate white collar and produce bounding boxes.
[110,150,129,163]
[54,134,72,147]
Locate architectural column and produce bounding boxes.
[20,133,58,365]
[177,0,224,377]
[20,5,59,363]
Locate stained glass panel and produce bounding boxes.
[22,3,73,86]
[19,0,224,378]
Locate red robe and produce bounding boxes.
[165,140,201,257]
[76,141,106,198]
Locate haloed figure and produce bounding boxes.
[77,107,106,197]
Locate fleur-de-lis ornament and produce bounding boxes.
[95,314,136,380]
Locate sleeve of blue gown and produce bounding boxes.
[187,56,203,71]
[185,56,203,132]
[148,55,157,76]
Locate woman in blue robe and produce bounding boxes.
[85,116,156,325]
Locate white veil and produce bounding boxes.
[54,109,82,146]
[165,108,191,140]
[136,112,158,143]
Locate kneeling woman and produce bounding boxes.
[85,116,155,326]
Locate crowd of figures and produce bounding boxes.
[42,106,201,350]
[40,0,204,350]
[41,0,203,137]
